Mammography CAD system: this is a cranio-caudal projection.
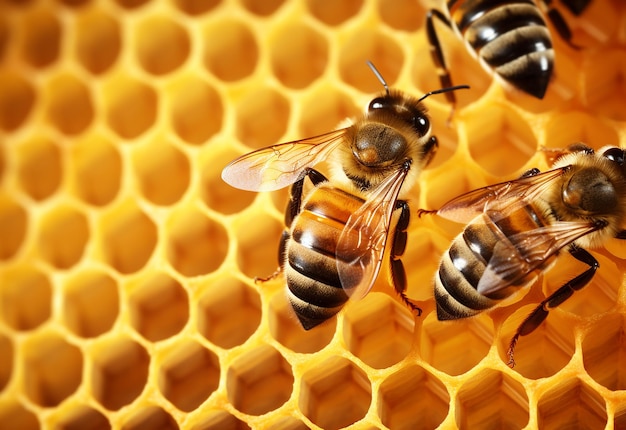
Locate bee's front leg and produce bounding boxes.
[390,200,422,316]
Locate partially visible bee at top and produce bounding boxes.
[426,0,592,105]
[222,62,468,330]
[419,142,626,367]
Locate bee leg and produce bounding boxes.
[391,201,422,316]
[559,0,591,16]
[539,0,581,49]
[257,169,329,284]
[425,9,456,109]
[615,230,626,239]
[507,244,598,367]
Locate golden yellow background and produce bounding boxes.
[0,0,625,428]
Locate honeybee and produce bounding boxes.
[222,62,468,330]
[419,143,626,367]
[426,0,591,104]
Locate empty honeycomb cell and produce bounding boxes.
[0,71,36,131]
[419,312,493,376]
[45,73,94,135]
[90,337,150,411]
[235,212,283,279]
[0,194,27,260]
[104,75,158,140]
[338,30,404,93]
[157,341,220,412]
[120,406,177,430]
[582,313,626,391]
[297,85,360,138]
[268,290,335,353]
[378,364,449,430]
[128,272,189,342]
[189,410,250,430]
[582,48,626,121]
[165,207,228,276]
[342,293,415,369]
[456,368,529,428]
[419,312,494,375]
[0,266,52,331]
[377,0,423,32]
[50,404,110,430]
[537,378,607,429]
[241,0,284,16]
[202,19,258,82]
[37,205,89,269]
[464,103,536,177]
[499,305,575,379]
[269,23,328,90]
[543,111,620,151]
[16,136,62,201]
[22,332,83,407]
[235,87,290,149]
[132,140,190,206]
[69,134,122,206]
[299,355,371,429]
[197,276,261,349]
[99,201,157,274]
[168,76,223,145]
[20,8,60,68]
[173,0,221,15]
[61,269,119,338]
[306,0,363,26]
[201,147,256,215]
[135,16,190,76]
[0,334,12,391]
[226,344,294,415]
[74,9,121,74]
[0,401,39,430]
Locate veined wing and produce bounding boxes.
[436,167,570,224]
[477,220,602,295]
[336,161,411,300]
[221,128,347,191]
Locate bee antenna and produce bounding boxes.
[366,60,390,96]
[418,84,470,102]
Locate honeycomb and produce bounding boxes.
[0,0,626,428]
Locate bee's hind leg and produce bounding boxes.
[507,244,599,367]
[390,200,422,316]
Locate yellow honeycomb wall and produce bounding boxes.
[1,0,626,429]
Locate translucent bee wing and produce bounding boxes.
[221,128,348,192]
[477,220,601,295]
[336,162,411,300]
[436,167,569,224]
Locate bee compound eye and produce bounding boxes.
[368,97,387,111]
[602,147,625,165]
[413,115,430,136]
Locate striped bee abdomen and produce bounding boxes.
[284,186,363,330]
[435,204,551,320]
[451,0,553,99]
